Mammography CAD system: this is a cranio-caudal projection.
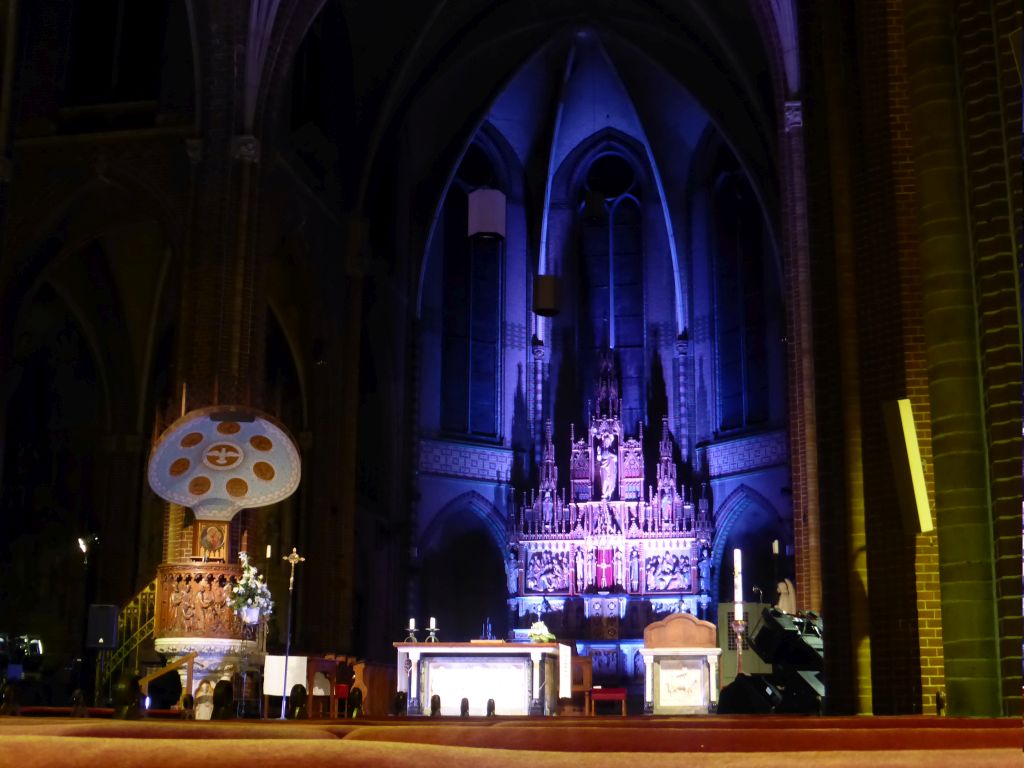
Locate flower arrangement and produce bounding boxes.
[229,552,274,620]
[527,620,556,643]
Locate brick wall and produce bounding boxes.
[799,0,859,713]
[952,0,1023,716]
[842,0,939,714]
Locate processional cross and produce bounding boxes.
[279,547,305,719]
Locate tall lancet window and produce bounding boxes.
[440,147,503,439]
[713,172,768,431]
[578,154,644,430]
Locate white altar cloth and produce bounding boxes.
[394,642,565,716]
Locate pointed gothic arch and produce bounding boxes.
[710,483,786,610]
[420,490,509,555]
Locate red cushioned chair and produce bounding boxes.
[589,687,627,716]
[331,684,349,719]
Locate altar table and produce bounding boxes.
[394,642,566,716]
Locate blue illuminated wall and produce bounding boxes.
[413,29,792,638]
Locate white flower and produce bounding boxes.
[230,553,274,618]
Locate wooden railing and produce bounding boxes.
[140,652,197,705]
[94,580,157,702]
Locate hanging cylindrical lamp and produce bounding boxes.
[533,274,560,317]
[468,188,506,239]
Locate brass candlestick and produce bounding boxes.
[732,618,747,676]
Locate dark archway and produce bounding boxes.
[420,512,508,642]
[713,485,788,611]
[0,283,105,659]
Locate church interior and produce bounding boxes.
[0,0,1020,763]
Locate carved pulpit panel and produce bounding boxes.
[156,563,246,639]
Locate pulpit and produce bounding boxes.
[639,612,721,714]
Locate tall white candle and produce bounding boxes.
[772,539,779,555]
[429,616,436,630]
[408,618,415,631]
[266,544,272,559]
[733,548,744,622]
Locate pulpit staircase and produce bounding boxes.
[94,579,158,702]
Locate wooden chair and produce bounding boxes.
[565,654,592,715]
[331,684,349,719]
[305,657,339,719]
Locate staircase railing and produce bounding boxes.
[94,579,157,702]
[140,651,197,706]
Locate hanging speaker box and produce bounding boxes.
[86,604,120,650]
[467,188,506,238]
[533,274,560,317]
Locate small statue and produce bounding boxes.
[193,679,214,720]
[597,432,618,500]
[629,548,640,593]
[430,694,441,717]
[460,698,470,717]
[505,547,519,594]
[575,547,585,592]
[698,552,712,594]
[486,698,496,717]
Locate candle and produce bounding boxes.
[266,544,272,559]
[733,548,744,622]
[772,539,779,555]
[408,618,415,631]
[429,616,436,630]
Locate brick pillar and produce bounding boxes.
[177,132,266,407]
[816,16,875,709]
[903,0,1003,716]
[879,0,945,714]
[160,5,270,574]
[779,100,822,613]
[950,0,1023,716]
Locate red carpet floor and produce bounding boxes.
[0,715,1019,768]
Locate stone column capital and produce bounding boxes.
[231,134,261,163]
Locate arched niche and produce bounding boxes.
[418,491,509,641]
